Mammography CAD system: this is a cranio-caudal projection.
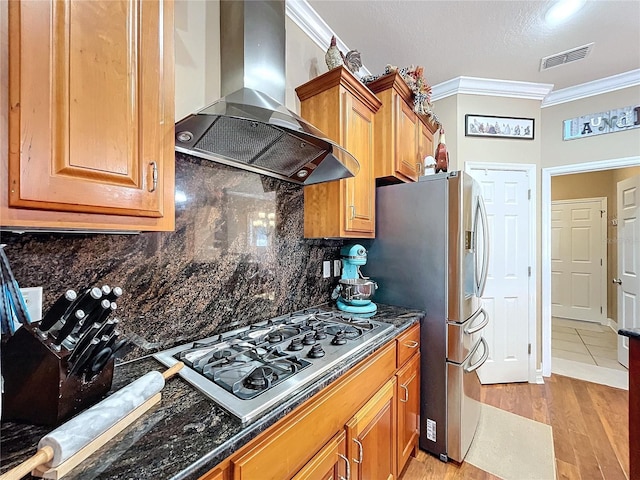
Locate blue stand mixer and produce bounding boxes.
[331,244,378,317]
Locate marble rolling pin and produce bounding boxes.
[0,362,184,480]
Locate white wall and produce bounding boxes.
[541,85,640,167]
[174,0,220,121]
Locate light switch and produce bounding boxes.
[322,261,331,278]
[333,260,341,277]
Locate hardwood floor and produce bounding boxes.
[399,374,629,480]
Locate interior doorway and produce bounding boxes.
[542,156,640,386]
[551,197,607,324]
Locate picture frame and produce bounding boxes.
[465,114,535,140]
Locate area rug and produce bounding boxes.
[465,403,556,480]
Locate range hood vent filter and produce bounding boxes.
[194,116,325,177]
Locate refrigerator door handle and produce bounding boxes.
[464,308,489,335]
[464,337,489,373]
[476,195,490,297]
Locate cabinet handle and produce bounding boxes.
[400,383,409,403]
[352,438,363,464]
[416,162,423,176]
[350,205,356,219]
[338,453,351,480]
[404,340,419,349]
[148,162,158,193]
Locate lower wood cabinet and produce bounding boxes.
[396,353,420,475]
[291,431,348,480]
[346,378,396,480]
[201,323,422,480]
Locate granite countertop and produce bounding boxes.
[0,303,423,480]
[619,328,640,339]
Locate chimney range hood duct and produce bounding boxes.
[174,0,359,185]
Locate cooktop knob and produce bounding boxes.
[287,338,304,351]
[331,331,347,346]
[308,343,325,358]
[302,332,316,345]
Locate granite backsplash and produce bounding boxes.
[1,153,344,360]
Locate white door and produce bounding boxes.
[551,198,607,323]
[467,166,531,384]
[617,175,640,368]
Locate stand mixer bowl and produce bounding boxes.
[337,278,378,305]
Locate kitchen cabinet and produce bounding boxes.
[395,323,421,475]
[346,377,396,480]
[396,353,420,474]
[367,73,438,184]
[295,67,382,238]
[228,341,396,480]
[291,431,348,480]
[201,469,224,480]
[199,322,423,480]
[2,0,175,232]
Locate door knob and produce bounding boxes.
[612,278,622,285]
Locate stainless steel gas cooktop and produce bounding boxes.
[153,309,393,424]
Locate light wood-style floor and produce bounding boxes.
[400,374,630,480]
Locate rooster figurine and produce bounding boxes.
[325,36,344,70]
[342,49,362,75]
[434,128,449,173]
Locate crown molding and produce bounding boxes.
[289,0,637,105]
[286,0,371,77]
[431,76,554,102]
[541,69,640,107]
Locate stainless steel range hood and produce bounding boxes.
[174,0,359,185]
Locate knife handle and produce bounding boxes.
[96,317,118,340]
[69,337,100,376]
[68,323,101,362]
[77,299,112,336]
[38,290,77,332]
[52,310,85,346]
[73,287,103,317]
[106,286,123,302]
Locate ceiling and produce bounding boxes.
[306,0,640,93]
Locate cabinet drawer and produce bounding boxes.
[396,324,420,368]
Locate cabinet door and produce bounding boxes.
[396,353,420,475]
[8,0,171,219]
[395,95,419,182]
[418,121,434,174]
[200,468,225,480]
[292,431,348,480]
[346,378,396,480]
[343,92,375,235]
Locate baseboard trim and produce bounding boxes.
[533,369,545,384]
[607,318,618,333]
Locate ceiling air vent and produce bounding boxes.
[540,43,594,71]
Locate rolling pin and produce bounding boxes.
[0,362,184,480]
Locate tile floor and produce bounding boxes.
[551,316,627,371]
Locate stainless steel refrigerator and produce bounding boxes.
[366,171,490,463]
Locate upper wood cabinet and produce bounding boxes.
[367,73,438,184]
[2,0,175,231]
[295,67,382,239]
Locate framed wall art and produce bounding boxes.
[465,114,535,140]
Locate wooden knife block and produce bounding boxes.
[1,323,114,426]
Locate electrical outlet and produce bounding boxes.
[19,287,43,322]
[322,261,331,278]
[333,260,341,277]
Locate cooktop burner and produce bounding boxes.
[153,308,393,424]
